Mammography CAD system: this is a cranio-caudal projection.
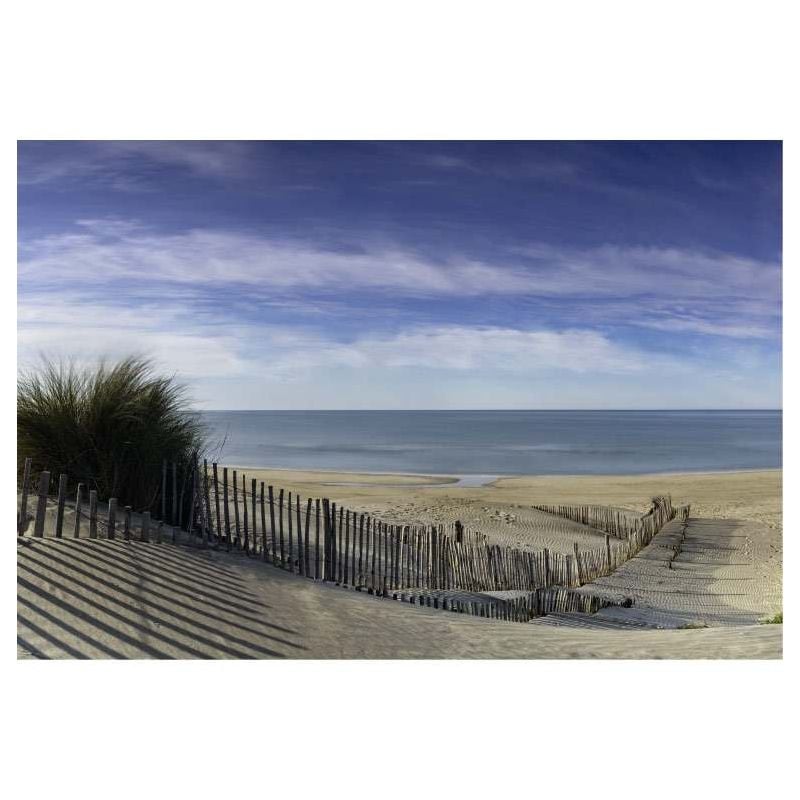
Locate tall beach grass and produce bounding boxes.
[17,356,207,510]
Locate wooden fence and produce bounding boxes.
[376,586,622,623]
[17,456,686,624]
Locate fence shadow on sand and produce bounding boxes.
[17,539,306,659]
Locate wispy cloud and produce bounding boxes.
[20,290,778,410]
[17,290,655,378]
[18,220,780,301]
[18,221,780,345]
[18,141,254,189]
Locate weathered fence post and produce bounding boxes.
[343,510,351,584]
[242,473,249,552]
[33,470,50,538]
[18,456,33,536]
[260,482,268,560]
[296,495,305,575]
[332,501,340,581]
[187,453,198,540]
[223,467,231,548]
[88,490,98,539]
[203,460,214,547]
[55,473,68,538]
[73,483,84,538]
[278,489,286,567]
[337,505,344,583]
[357,514,365,586]
[213,462,222,544]
[251,477,258,556]
[304,498,312,576]
[315,498,321,579]
[268,486,277,564]
[232,469,240,547]
[124,505,132,540]
[107,497,117,540]
[287,491,294,572]
[322,498,331,580]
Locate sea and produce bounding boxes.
[199,410,781,478]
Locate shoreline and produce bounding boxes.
[216,462,782,487]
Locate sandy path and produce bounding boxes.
[17,538,780,659]
[552,514,782,629]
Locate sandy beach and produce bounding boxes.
[228,465,782,543]
[18,466,781,659]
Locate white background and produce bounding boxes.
[2,2,795,798]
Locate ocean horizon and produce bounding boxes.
[200,409,782,477]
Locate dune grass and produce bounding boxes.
[18,356,206,510]
[760,612,783,624]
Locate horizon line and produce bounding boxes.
[195,407,783,412]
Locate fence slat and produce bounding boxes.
[342,507,349,583]
[213,463,222,545]
[260,482,268,560]
[204,460,214,547]
[322,498,331,580]
[107,497,117,540]
[232,469,240,547]
[296,494,304,576]
[223,468,231,548]
[33,471,50,538]
[251,477,258,556]
[315,499,321,579]
[88,490,98,539]
[268,486,277,565]
[304,498,312,577]
[73,483,84,538]
[278,489,286,568]
[287,491,294,572]
[242,473,249,553]
[19,457,33,535]
[55,473,68,538]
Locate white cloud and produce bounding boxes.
[17,292,779,409]
[18,223,781,310]
[17,289,668,382]
[17,296,250,379]
[305,327,657,373]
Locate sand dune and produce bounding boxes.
[17,469,781,659]
[17,536,780,660]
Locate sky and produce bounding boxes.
[17,140,782,409]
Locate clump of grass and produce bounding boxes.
[18,356,206,510]
[679,621,709,629]
[760,612,783,625]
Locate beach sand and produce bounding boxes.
[17,536,781,659]
[228,466,781,544]
[17,468,782,659]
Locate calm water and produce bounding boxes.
[199,410,781,477]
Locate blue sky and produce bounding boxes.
[17,140,782,409]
